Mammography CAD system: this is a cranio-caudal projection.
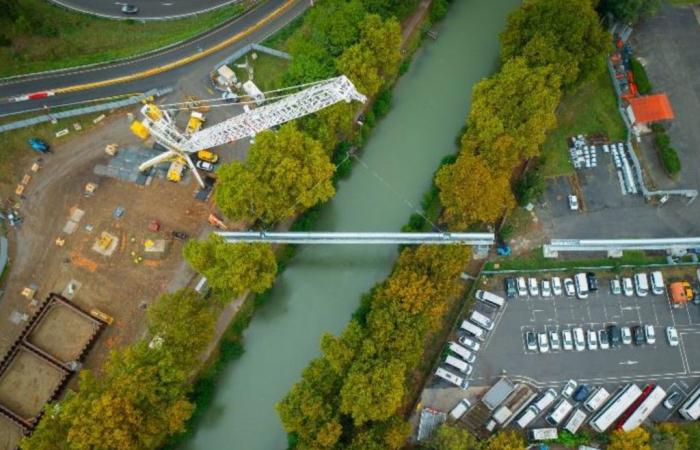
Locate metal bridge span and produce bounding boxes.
[216,231,495,246]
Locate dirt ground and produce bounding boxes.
[27,303,99,363]
[0,350,65,420]
[0,414,24,449]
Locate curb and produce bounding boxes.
[48,0,243,21]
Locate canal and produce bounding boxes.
[181,0,521,448]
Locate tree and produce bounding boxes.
[500,0,609,88]
[486,430,526,450]
[146,289,216,367]
[304,0,366,57]
[423,423,479,450]
[608,427,652,450]
[338,14,401,97]
[183,234,277,299]
[651,423,689,450]
[465,57,561,170]
[598,0,660,23]
[215,123,336,224]
[361,0,419,18]
[435,150,515,229]
[383,268,438,314]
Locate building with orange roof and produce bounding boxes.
[626,94,674,132]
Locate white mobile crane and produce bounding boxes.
[130,76,366,188]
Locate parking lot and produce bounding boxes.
[464,269,700,424]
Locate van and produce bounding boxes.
[445,355,472,375]
[564,408,588,434]
[448,342,476,363]
[475,290,505,308]
[469,311,494,330]
[584,387,610,412]
[546,399,573,426]
[460,320,486,341]
[435,367,467,390]
[573,327,586,351]
[516,405,539,428]
[529,428,558,441]
[651,271,665,295]
[449,398,472,420]
[517,277,528,296]
[574,273,589,299]
[635,273,649,297]
[533,388,558,412]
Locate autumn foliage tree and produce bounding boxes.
[215,123,336,224]
[608,427,652,450]
[183,234,277,299]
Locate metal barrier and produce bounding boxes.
[215,43,291,70]
[544,237,700,258]
[0,87,173,134]
[217,231,495,246]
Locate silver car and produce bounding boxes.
[529,278,539,296]
[622,277,634,296]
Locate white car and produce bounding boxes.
[587,329,598,350]
[562,379,578,398]
[538,332,549,353]
[621,326,632,345]
[666,327,679,347]
[552,277,563,296]
[645,325,656,344]
[549,330,561,351]
[517,277,528,296]
[610,278,622,295]
[561,329,574,351]
[459,335,481,351]
[622,277,634,297]
[529,278,539,296]
[568,194,579,210]
[564,278,576,297]
[541,280,552,297]
[573,327,586,351]
[195,160,215,172]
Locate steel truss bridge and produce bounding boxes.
[216,231,495,246]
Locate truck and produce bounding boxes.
[669,281,693,305]
[167,159,186,182]
[186,111,206,135]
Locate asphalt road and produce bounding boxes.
[0,0,308,116]
[51,0,241,19]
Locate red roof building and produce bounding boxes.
[627,94,674,124]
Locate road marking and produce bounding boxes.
[619,360,639,365]
[650,297,660,325]
[481,301,508,352]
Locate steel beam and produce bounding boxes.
[217,231,495,246]
[544,237,700,258]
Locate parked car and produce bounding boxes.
[529,278,539,296]
[598,329,610,350]
[621,326,632,345]
[541,280,552,297]
[587,329,598,350]
[564,278,576,297]
[633,326,646,345]
[171,230,189,241]
[608,325,622,347]
[28,138,50,154]
[562,379,578,398]
[538,332,549,353]
[610,278,622,295]
[195,160,215,172]
[504,278,517,299]
[549,330,561,351]
[644,325,656,344]
[561,329,574,351]
[635,272,650,297]
[526,331,537,351]
[666,326,679,347]
[573,327,586,351]
[586,272,598,292]
[552,277,563,296]
[121,3,139,14]
[517,277,528,296]
[573,385,590,402]
[664,391,682,409]
[622,277,634,297]
[568,194,579,210]
[459,335,481,352]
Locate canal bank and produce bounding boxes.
[180,1,522,449]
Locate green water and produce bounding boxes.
[182,1,520,448]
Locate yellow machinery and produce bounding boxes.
[130,120,150,140]
[97,233,113,251]
[167,158,186,182]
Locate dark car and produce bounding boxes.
[633,325,646,345]
[608,325,622,347]
[121,4,139,14]
[28,138,50,154]
[171,230,189,241]
[525,331,537,351]
[573,385,590,402]
[504,278,517,299]
[586,272,598,291]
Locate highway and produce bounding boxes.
[0,0,308,117]
[50,0,244,20]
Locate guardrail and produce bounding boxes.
[544,237,700,258]
[217,231,496,245]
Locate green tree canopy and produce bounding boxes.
[500,0,609,88]
[422,423,480,450]
[486,430,526,450]
[215,123,336,224]
[608,427,652,450]
[183,234,277,299]
[598,0,659,23]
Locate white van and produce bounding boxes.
[435,367,467,390]
[650,271,665,295]
[573,327,586,351]
[574,273,589,299]
[516,405,539,428]
[584,387,610,412]
[635,273,649,297]
[564,408,588,434]
[449,398,472,420]
[546,398,573,426]
[533,388,558,412]
[460,320,486,341]
[469,311,494,330]
[475,290,505,308]
[448,341,476,363]
[445,355,472,375]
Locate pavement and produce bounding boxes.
[0,0,309,116]
[50,0,242,20]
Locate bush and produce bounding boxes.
[514,166,545,206]
[652,124,681,176]
[430,0,449,22]
[630,57,652,94]
[373,89,393,118]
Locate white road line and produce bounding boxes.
[634,295,643,324]
[679,332,693,373]
[685,304,693,325]
[650,297,660,325]
[482,301,508,352]
[665,289,678,328]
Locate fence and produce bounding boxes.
[0,87,173,134]
[215,43,291,70]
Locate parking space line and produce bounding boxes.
[679,331,693,373]
[685,305,693,325]
[482,302,509,352]
[665,290,678,328]
[650,297,661,326]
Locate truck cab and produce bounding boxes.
[186,111,206,135]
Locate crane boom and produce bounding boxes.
[183,75,366,152]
